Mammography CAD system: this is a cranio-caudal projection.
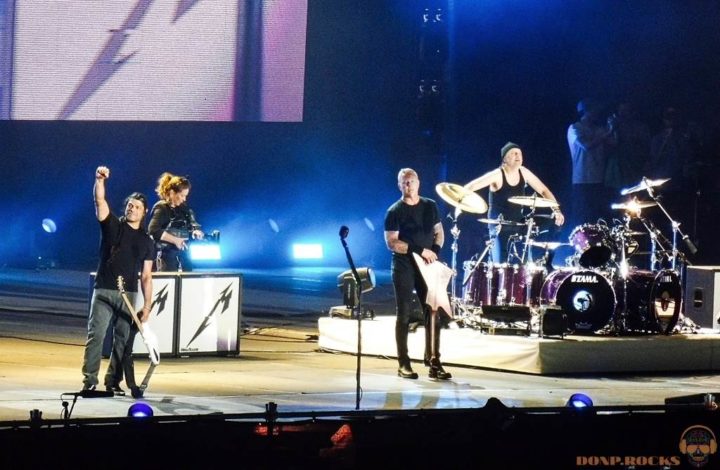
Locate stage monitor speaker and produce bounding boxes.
[540,306,568,338]
[685,266,720,330]
[481,305,531,324]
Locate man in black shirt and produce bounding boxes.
[384,168,451,380]
[81,166,155,395]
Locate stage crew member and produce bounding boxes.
[384,168,452,380]
[81,166,154,394]
[148,172,204,272]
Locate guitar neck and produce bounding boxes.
[119,291,144,333]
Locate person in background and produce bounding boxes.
[148,172,204,271]
[464,142,564,264]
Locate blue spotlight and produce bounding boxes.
[127,402,154,418]
[292,243,323,260]
[41,218,57,233]
[566,393,594,409]
[189,243,221,261]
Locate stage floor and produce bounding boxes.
[318,316,720,375]
[1,267,719,423]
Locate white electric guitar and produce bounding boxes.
[117,276,160,391]
[411,253,454,319]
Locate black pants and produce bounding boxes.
[391,255,441,367]
[109,322,139,389]
[157,247,193,272]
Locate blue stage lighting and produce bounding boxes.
[127,402,154,418]
[41,218,57,233]
[292,243,323,260]
[566,393,594,409]
[189,243,221,261]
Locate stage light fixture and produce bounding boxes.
[566,393,594,409]
[337,268,375,308]
[41,218,57,233]
[127,402,154,418]
[189,230,221,261]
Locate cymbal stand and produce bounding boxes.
[638,217,668,271]
[643,178,697,271]
[447,213,463,315]
[520,210,537,264]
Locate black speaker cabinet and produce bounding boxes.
[685,266,720,330]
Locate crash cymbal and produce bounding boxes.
[620,177,670,196]
[435,183,488,214]
[622,230,647,236]
[526,240,569,250]
[611,200,658,211]
[508,195,559,209]
[477,217,526,227]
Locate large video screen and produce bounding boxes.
[0,0,307,121]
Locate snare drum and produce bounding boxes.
[540,268,616,334]
[615,269,681,334]
[569,224,614,268]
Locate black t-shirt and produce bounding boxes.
[384,197,440,259]
[94,214,155,292]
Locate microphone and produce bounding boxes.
[64,389,115,398]
[339,226,349,240]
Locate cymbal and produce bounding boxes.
[620,178,670,196]
[435,183,488,214]
[477,217,526,227]
[508,195,559,209]
[526,240,569,250]
[611,200,658,211]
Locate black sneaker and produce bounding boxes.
[130,386,144,399]
[82,383,96,391]
[105,385,126,396]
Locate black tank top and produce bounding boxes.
[488,168,526,222]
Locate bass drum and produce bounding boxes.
[540,268,616,334]
[615,269,681,334]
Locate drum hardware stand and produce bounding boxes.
[613,230,631,335]
[519,212,537,264]
[642,177,697,271]
[447,213,472,318]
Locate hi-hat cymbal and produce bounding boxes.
[435,183,488,214]
[620,177,670,196]
[526,240,569,250]
[477,217,526,227]
[508,195,559,209]
[610,200,658,211]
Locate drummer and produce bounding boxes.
[464,142,565,264]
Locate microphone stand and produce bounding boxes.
[339,228,363,410]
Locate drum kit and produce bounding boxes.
[435,177,690,337]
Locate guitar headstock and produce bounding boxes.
[116,276,126,293]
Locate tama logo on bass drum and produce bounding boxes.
[571,274,600,283]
